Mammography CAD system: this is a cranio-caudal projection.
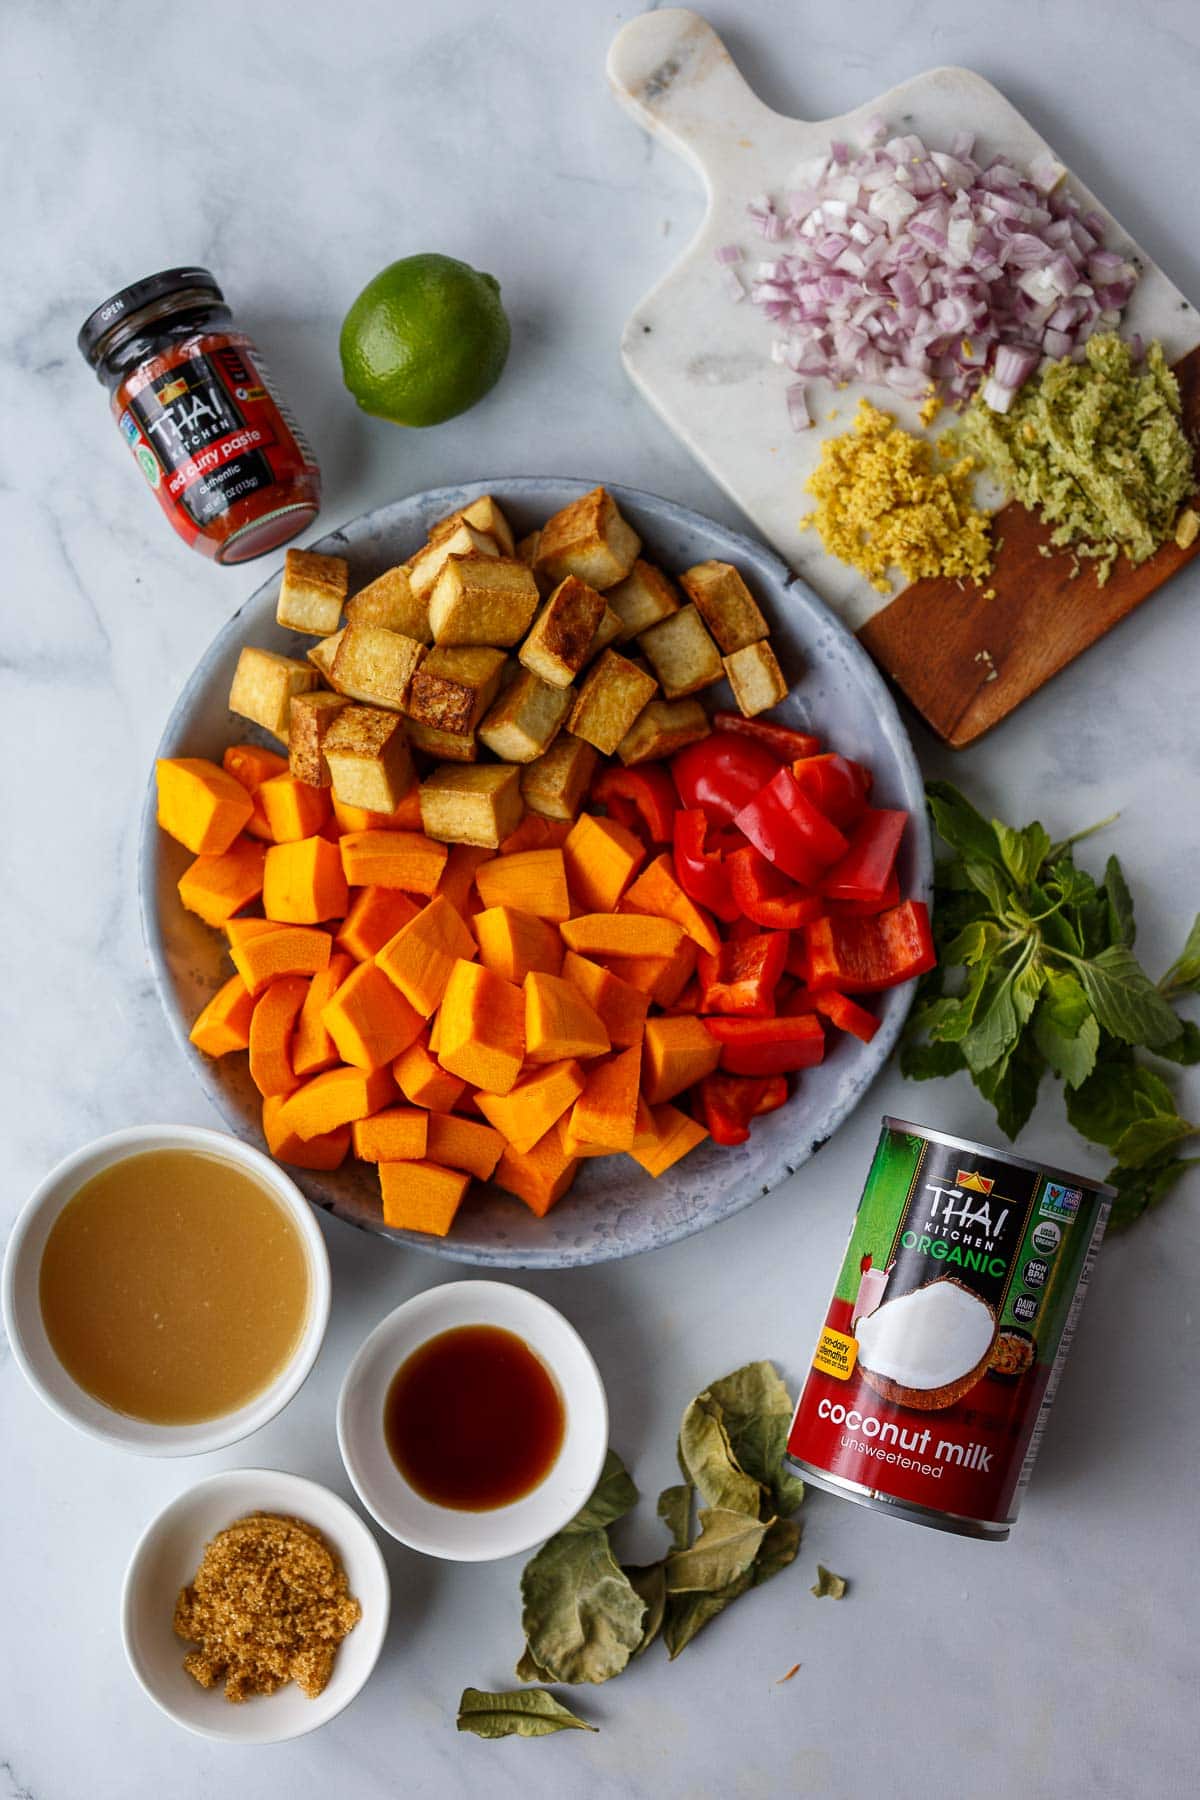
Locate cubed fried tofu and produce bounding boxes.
[406,645,506,734]
[229,647,319,742]
[679,560,769,654]
[344,565,431,641]
[516,529,553,597]
[419,763,524,848]
[429,495,516,557]
[584,606,622,663]
[330,622,426,710]
[534,486,641,590]
[477,668,572,763]
[288,690,349,787]
[307,629,344,682]
[406,720,477,762]
[616,697,711,766]
[429,554,540,647]
[519,576,606,688]
[567,649,658,755]
[408,522,500,600]
[606,559,681,641]
[723,640,788,717]
[637,605,724,699]
[521,734,598,821]
[323,706,415,813]
[275,548,349,635]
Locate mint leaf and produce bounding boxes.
[942,919,1005,967]
[1103,855,1136,948]
[1032,972,1100,1089]
[1066,1060,1180,1152]
[962,858,1014,915]
[995,819,1051,888]
[929,962,995,1045]
[1110,1114,1197,1168]
[974,1035,1044,1139]
[1106,1155,1200,1232]
[899,1038,968,1081]
[1159,913,1200,999]
[960,952,1043,1076]
[926,782,1004,867]
[1071,947,1183,1051]
[1155,1018,1200,1066]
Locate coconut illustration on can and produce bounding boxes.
[786,1119,1113,1539]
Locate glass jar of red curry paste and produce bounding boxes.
[78,267,321,563]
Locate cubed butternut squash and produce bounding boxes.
[474,849,570,923]
[338,828,447,893]
[379,1160,471,1236]
[321,960,424,1070]
[177,837,268,926]
[293,952,354,1079]
[558,913,684,960]
[642,1016,721,1104]
[435,843,495,915]
[524,971,610,1063]
[437,960,526,1094]
[618,935,698,1007]
[262,835,349,924]
[629,1102,710,1177]
[425,1112,505,1179]
[498,814,572,856]
[351,1107,430,1162]
[248,974,310,1098]
[393,1036,466,1112]
[492,1133,580,1218]
[230,925,332,997]
[331,789,424,835]
[562,813,646,913]
[223,744,289,841]
[620,853,721,955]
[559,952,648,1049]
[475,1060,585,1155]
[276,1063,396,1141]
[257,773,333,844]
[262,1095,351,1172]
[566,1045,642,1152]
[474,906,563,985]
[156,757,254,856]
[335,886,421,961]
[376,894,477,1017]
[189,973,255,1057]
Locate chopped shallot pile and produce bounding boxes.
[720,120,1138,417]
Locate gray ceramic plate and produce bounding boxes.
[141,478,931,1268]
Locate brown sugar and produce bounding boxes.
[174,1513,361,1703]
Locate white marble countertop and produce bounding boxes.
[3,2,1198,1796]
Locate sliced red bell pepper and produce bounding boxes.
[733,767,849,887]
[592,765,676,843]
[827,871,901,917]
[789,753,873,830]
[820,809,907,903]
[697,930,789,1016]
[784,934,811,980]
[702,1012,826,1075]
[728,844,826,930]
[808,989,880,1043]
[671,731,784,824]
[804,899,936,994]
[698,1072,779,1145]
[751,1073,790,1116]
[673,809,741,922]
[712,712,821,761]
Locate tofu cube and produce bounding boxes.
[519,576,606,688]
[323,706,415,813]
[637,605,724,699]
[419,763,524,848]
[229,646,319,742]
[408,522,499,600]
[521,734,598,822]
[606,559,681,641]
[478,667,572,763]
[275,548,349,635]
[429,495,515,557]
[344,565,431,641]
[288,690,349,787]
[406,645,507,734]
[534,486,641,590]
[429,554,540,647]
[330,622,426,710]
[723,640,788,717]
[584,606,623,663]
[405,720,478,763]
[567,649,658,755]
[307,629,344,682]
[516,529,553,597]
[616,698,711,766]
[679,560,769,654]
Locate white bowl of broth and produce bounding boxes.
[2,1125,330,1454]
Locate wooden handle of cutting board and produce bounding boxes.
[607,8,783,188]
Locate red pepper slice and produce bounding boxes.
[733,767,849,887]
[592,765,676,843]
[804,900,936,994]
[671,731,784,824]
[820,809,907,903]
[728,844,826,930]
[712,712,821,761]
[827,871,901,917]
[698,1072,779,1145]
[808,990,880,1043]
[751,1073,790,1116]
[702,1012,826,1075]
[789,753,873,830]
[673,809,741,922]
[697,929,789,1016]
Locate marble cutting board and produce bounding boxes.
[608,9,1200,745]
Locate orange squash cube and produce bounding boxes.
[321,960,424,1070]
[621,852,721,955]
[524,972,610,1064]
[562,813,646,913]
[262,835,349,924]
[474,906,563,985]
[559,913,684,960]
[474,849,571,922]
[248,974,310,1098]
[351,1107,430,1162]
[156,757,254,855]
[618,935,698,1008]
[188,973,255,1058]
[230,925,332,997]
[257,772,333,844]
[393,1036,466,1112]
[425,1112,505,1179]
[560,952,648,1049]
[339,828,447,893]
[379,1160,471,1236]
[224,744,289,842]
[641,1016,721,1105]
[567,1044,642,1152]
[375,895,477,1017]
[492,1132,580,1217]
[276,1063,395,1141]
[262,1095,350,1171]
[475,1060,585,1155]
[629,1102,709,1177]
[293,952,353,1079]
[335,886,420,961]
[331,787,423,835]
[436,843,495,915]
[437,960,525,1095]
[177,837,268,927]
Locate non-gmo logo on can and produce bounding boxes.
[1040,1182,1081,1220]
[1031,1220,1062,1255]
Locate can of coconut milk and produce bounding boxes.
[786,1119,1113,1540]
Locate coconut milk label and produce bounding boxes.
[787,1121,1111,1534]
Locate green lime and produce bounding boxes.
[339,253,511,428]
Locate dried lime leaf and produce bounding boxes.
[623,1561,666,1656]
[662,1570,752,1659]
[811,1564,848,1599]
[665,1508,767,1594]
[521,1528,646,1685]
[706,1360,805,1517]
[563,1448,639,1534]
[752,1516,802,1586]
[456,1687,597,1738]
[656,1482,693,1552]
[515,1644,556,1684]
[678,1394,763,1515]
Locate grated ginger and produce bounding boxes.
[799,401,993,594]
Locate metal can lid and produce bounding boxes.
[77,267,223,365]
[881,1116,1117,1198]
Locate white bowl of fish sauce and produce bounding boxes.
[337,1280,608,1561]
[2,1125,331,1455]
